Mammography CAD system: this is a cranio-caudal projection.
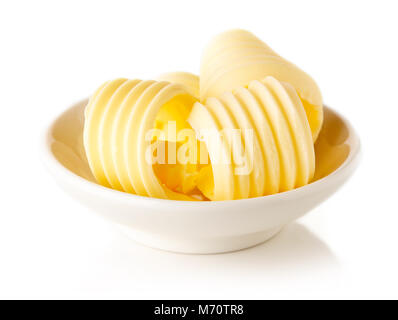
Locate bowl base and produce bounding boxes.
[116,225,283,254]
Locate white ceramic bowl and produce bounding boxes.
[42,99,360,254]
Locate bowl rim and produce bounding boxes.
[41,99,361,209]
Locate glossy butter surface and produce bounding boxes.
[188,77,315,200]
[200,29,323,141]
[82,29,324,201]
[84,79,198,200]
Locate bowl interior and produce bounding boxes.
[48,100,353,194]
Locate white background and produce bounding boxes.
[0,0,397,300]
